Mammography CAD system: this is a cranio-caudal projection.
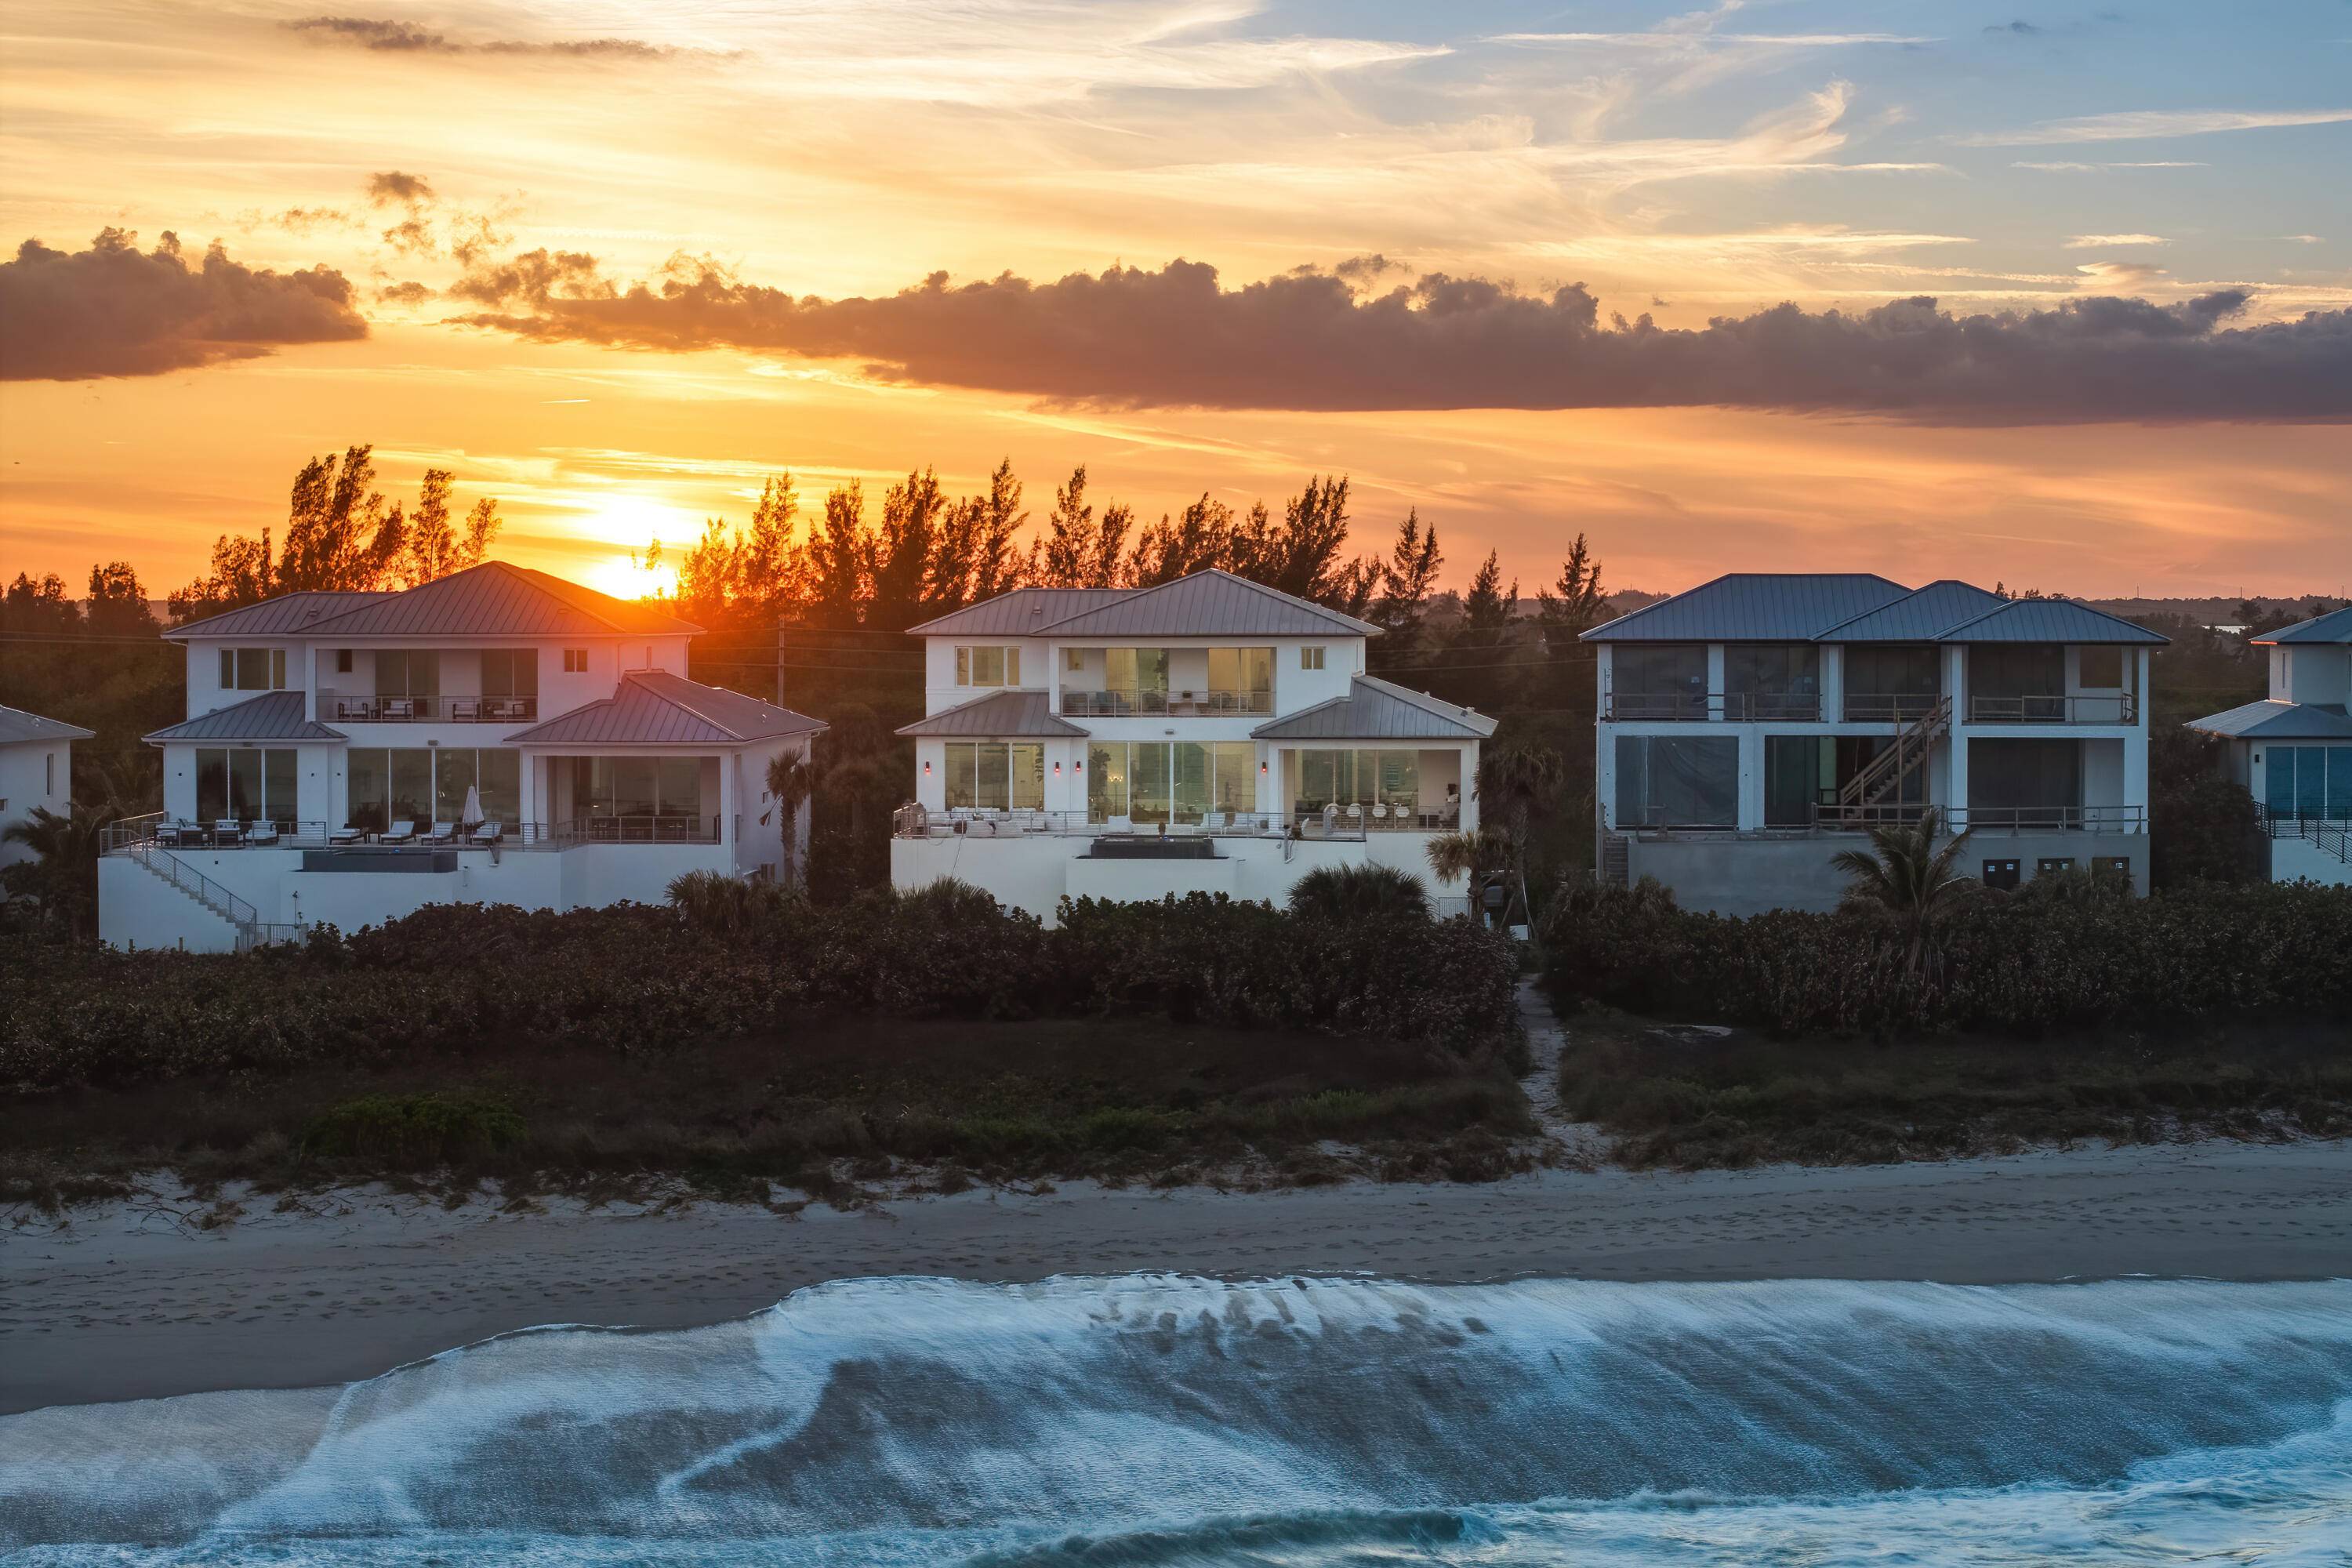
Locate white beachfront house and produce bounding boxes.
[2183,604,2351,884]
[1584,575,2166,914]
[888,568,1495,923]
[99,562,826,952]
[2,705,94,868]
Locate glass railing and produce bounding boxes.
[323,695,539,723]
[1058,688,1273,717]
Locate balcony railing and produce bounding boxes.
[892,803,1455,840]
[1604,691,1823,721]
[1812,803,2147,833]
[103,815,718,854]
[1966,694,2139,724]
[325,695,540,724]
[1842,694,1944,723]
[1058,688,1273,717]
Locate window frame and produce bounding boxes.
[1300,645,1326,671]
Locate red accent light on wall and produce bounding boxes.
[923,760,931,775]
[1054,760,1062,775]
[1260,760,1268,774]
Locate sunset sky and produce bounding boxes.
[3,0,2347,602]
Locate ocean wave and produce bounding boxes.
[5,1276,2348,1564]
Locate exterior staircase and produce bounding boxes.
[119,839,267,953]
[1832,697,1951,826]
[1600,833,1630,887]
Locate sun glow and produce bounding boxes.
[575,495,684,601]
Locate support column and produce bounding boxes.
[1706,644,1726,721]
[718,750,736,851]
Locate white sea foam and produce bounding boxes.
[4,1276,2347,1565]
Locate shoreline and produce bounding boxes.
[5,1137,2347,1414]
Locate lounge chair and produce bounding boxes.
[1201,811,1227,833]
[426,821,457,844]
[245,819,281,847]
[328,823,368,845]
[213,818,244,847]
[155,818,190,848]
[380,819,417,844]
[472,820,503,845]
[1108,814,1134,834]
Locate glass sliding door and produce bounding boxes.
[975,742,1010,810]
[1172,742,1210,823]
[477,750,521,825]
[1087,742,1129,821]
[1764,736,1830,827]
[389,749,432,826]
[1131,742,1171,824]
[264,749,297,828]
[435,748,477,826]
[196,750,229,823]
[1011,744,1044,810]
[347,750,387,833]
[1211,742,1255,815]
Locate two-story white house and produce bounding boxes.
[1583,575,2167,914]
[2183,604,2351,884]
[99,561,826,951]
[888,569,1495,923]
[1,705,93,868]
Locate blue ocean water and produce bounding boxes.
[4,1276,2347,1565]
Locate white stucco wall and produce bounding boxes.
[0,739,73,868]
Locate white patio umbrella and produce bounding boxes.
[461,782,483,830]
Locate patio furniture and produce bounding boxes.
[450,699,481,722]
[156,818,190,848]
[383,699,415,721]
[380,819,417,844]
[245,820,281,847]
[213,818,244,846]
[1320,804,1338,837]
[1201,811,1227,833]
[426,822,458,844]
[328,824,368,845]
[1108,815,1134,834]
[473,820,504,845]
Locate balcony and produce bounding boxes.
[1605,691,1823,721]
[325,694,539,724]
[1966,694,2138,725]
[891,804,1446,840]
[1058,688,1273,718]
[102,812,719,854]
[1842,693,1944,724]
[1811,803,2147,833]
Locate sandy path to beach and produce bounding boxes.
[5,1139,2346,1414]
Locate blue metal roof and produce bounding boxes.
[0,705,95,745]
[1816,580,2007,641]
[507,672,825,746]
[1934,597,2169,645]
[162,591,390,641]
[145,691,345,743]
[1252,675,1496,741]
[906,588,1136,637]
[1581,575,1910,642]
[1028,569,1381,639]
[2183,699,2352,741]
[897,690,1088,739]
[2256,605,2352,645]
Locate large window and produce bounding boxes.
[346,747,518,831]
[1293,749,1423,814]
[196,746,297,825]
[1727,647,1820,720]
[1968,738,2081,815]
[1844,646,1940,720]
[375,649,441,698]
[2078,647,2124,688]
[1764,735,1831,827]
[566,756,703,823]
[1103,648,1169,702]
[1611,644,1705,718]
[955,646,1021,688]
[2265,745,2352,821]
[942,742,1044,811]
[219,648,287,691]
[1614,735,1737,828]
[481,649,539,697]
[1087,740,1256,823]
[1207,647,1274,708]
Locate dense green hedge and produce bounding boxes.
[1,887,1521,1091]
[1541,879,2352,1038]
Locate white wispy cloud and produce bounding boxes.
[1490,31,1935,47]
[2064,234,2167,249]
[1966,107,2352,146]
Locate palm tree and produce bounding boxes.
[1424,826,1509,921]
[1287,862,1428,922]
[1478,741,1566,929]
[2,803,111,939]
[1829,807,1976,973]
[765,750,814,886]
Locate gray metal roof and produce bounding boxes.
[1252,675,1496,741]
[905,588,1136,637]
[1934,597,2169,645]
[507,670,826,747]
[145,691,346,743]
[1581,575,1911,642]
[896,689,1088,739]
[162,591,390,641]
[0,704,95,745]
[2182,699,2352,741]
[294,562,701,640]
[1025,569,1381,640]
[1816,580,2007,642]
[2256,605,2352,645]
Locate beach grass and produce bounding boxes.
[1557,1009,2352,1169]
[2,1013,1537,1210]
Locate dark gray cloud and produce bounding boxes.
[376,280,433,306]
[285,16,699,60]
[367,170,434,206]
[447,252,2352,424]
[0,229,365,380]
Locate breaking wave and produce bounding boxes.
[5,1276,2348,1565]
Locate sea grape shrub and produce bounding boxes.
[0,887,1521,1091]
[1541,878,2352,1038]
